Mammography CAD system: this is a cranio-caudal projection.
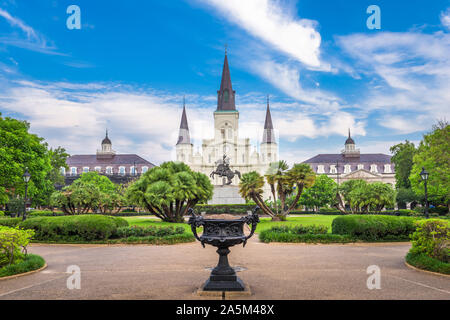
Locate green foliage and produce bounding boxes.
[116,225,185,238]
[410,121,450,205]
[19,215,128,241]
[0,254,45,278]
[126,161,213,222]
[269,224,328,235]
[0,211,4,217]
[405,252,450,275]
[299,175,337,210]
[332,215,417,241]
[113,233,195,245]
[0,218,21,227]
[0,226,34,267]
[240,162,316,220]
[338,180,396,213]
[51,172,125,215]
[0,115,55,206]
[7,197,24,217]
[259,230,352,243]
[29,210,65,217]
[390,140,416,189]
[396,188,419,207]
[47,147,69,187]
[409,219,449,263]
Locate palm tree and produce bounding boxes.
[265,160,289,215]
[285,163,316,213]
[239,171,274,218]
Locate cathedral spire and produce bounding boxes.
[262,95,276,144]
[217,50,236,111]
[176,97,191,145]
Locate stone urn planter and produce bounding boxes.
[188,206,260,291]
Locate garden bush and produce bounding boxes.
[0,211,4,217]
[0,218,21,227]
[409,219,449,263]
[28,210,65,217]
[0,226,34,267]
[18,215,128,241]
[259,230,352,243]
[116,225,185,238]
[405,252,450,275]
[0,254,45,278]
[269,224,328,235]
[332,215,417,241]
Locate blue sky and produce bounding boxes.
[0,0,449,164]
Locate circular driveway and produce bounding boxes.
[0,239,449,300]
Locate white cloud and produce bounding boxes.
[0,8,59,54]
[337,31,450,134]
[199,0,323,68]
[440,8,450,29]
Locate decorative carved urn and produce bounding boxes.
[188,206,260,291]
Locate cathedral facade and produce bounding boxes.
[175,53,278,200]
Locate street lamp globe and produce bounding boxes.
[420,167,429,181]
[23,168,31,183]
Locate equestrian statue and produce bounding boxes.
[210,155,241,185]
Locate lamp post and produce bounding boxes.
[420,167,429,219]
[22,168,31,221]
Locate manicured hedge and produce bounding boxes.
[406,252,450,275]
[332,215,417,241]
[259,231,353,243]
[0,254,45,278]
[19,215,128,241]
[0,218,21,227]
[29,211,65,217]
[116,225,185,238]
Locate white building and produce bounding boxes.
[175,52,278,201]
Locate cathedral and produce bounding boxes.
[176,52,278,201]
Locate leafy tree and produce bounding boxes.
[299,175,337,211]
[390,140,416,189]
[48,147,69,187]
[410,121,450,206]
[338,179,396,213]
[50,172,125,214]
[0,114,53,206]
[239,162,315,221]
[125,162,213,222]
[396,187,420,208]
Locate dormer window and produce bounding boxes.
[357,164,364,170]
[344,164,351,173]
[95,166,101,172]
[83,167,89,173]
[106,167,113,174]
[60,167,66,176]
[142,166,148,174]
[370,164,378,173]
[384,164,392,173]
[330,165,337,174]
[71,167,77,176]
[119,166,125,175]
[317,165,325,173]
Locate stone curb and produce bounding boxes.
[404,260,450,278]
[0,263,47,281]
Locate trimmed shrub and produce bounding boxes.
[259,231,353,243]
[116,225,185,238]
[429,206,449,215]
[269,224,328,235]
[29,211,65,217]
[0,218,21,227]
[115,233,195,244]
[332,215,417,241]
[0,254,45,278]
[409,219,449,263]
[0,226,35,267]
[406,252,450,275]
[396,209,415,216]
[18,215,128,241]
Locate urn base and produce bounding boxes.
[202,276,245,291]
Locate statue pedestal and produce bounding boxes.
[208,185,245,205]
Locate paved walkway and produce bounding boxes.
[0,239,449,300]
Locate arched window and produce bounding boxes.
[71,167,77,176]
[370,164,378,173]
[119,166,125,175]
[106,167,113,174]
[60,167,66,176]
[142,166,148,174]
[384,164,392,173]
[330,165,337,174]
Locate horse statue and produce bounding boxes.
[210,155,241,185]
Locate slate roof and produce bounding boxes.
[66,154,155,167]
[262,97,276,144]
[217,53,236,111]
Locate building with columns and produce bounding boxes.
[64,131,155,185]
[303,130,396,186]
[176,52,278,199]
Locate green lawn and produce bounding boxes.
[123,215,339,234]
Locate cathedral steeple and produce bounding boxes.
[176,97,191,145]
[217,51,236,111]
[262,95,276,144]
